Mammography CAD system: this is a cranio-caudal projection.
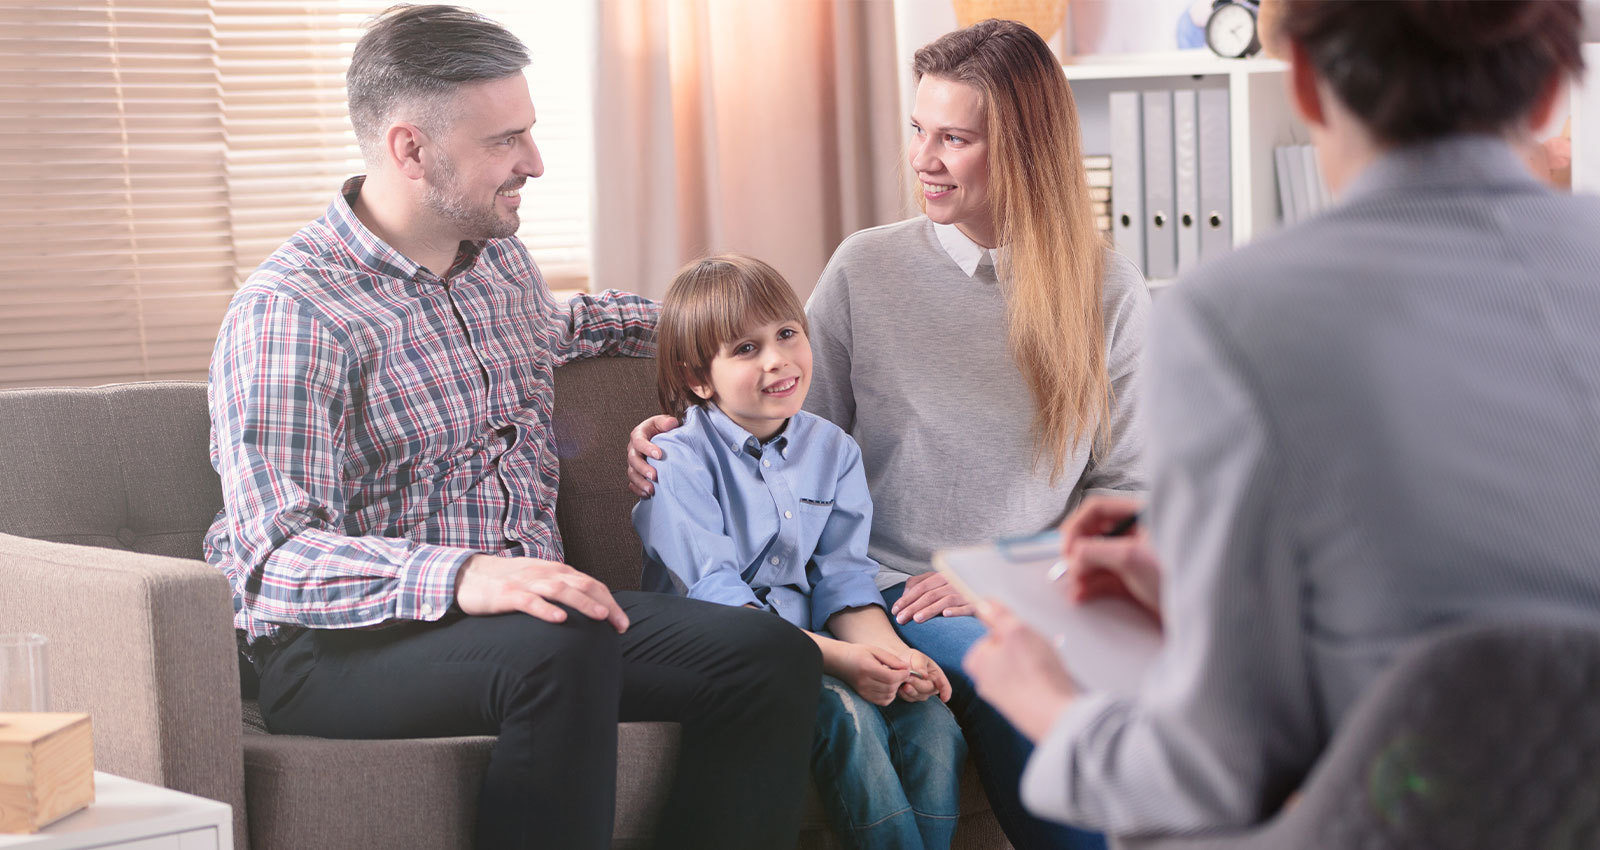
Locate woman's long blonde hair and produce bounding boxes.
[913,19,1109,482]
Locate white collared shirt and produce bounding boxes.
[933,221,1007,277]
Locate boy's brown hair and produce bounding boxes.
[656,253,808,418]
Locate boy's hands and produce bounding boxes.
[455,554,629,632]
[898,649,954,704]
[818,604,952,703]
[819,640,954,706]
[832,642,915,706]
[626,414,680,497]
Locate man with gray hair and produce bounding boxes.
[204,6,821,848]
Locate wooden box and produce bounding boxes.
[0,713,94,833]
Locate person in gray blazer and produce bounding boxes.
[962,0,1600,838]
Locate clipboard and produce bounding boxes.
[932,531,1162,697]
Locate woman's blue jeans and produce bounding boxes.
[881,584,1107,850]
[812,674,966,849]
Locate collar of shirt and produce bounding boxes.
[933,220,1006,277]
[702,402,791,460]
[333,176,486,284]
[1339,135,1545,208]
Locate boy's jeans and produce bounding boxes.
[881,583,1109,850]
[812,673,966,849]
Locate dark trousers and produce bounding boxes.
[255,591,822,850]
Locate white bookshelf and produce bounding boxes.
[1061,52,1287,81]
[1062,51,1305,283]
[1067,46,1600,286]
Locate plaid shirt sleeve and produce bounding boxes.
[209,289,471,631]
[549,288,659,366]
[498,242,659,365]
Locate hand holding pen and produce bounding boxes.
[1051,496,1163,621]
[1046,509,1140,581]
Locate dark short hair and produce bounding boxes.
[1278,0,1583,145]
[347,4,530,160]
[655,254,808,419]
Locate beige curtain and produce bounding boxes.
[593,0,910,300]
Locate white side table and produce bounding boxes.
[0,772,231,850]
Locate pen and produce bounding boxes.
[1102,511,1142,539]
[906,668,926,679]
[1046,511,1142,581]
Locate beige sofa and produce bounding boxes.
[0,357,1008,850]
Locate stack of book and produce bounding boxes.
[1274,144,1332,225]
[1085,154,1113,240]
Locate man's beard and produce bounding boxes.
[422,153,521,240]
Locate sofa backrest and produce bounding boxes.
[0,381,220,560]
[550,356,659,591]
[0,356,658,591]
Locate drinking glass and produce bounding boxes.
[0,633,49,712]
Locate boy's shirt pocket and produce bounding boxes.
[793,499,836,560]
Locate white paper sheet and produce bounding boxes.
[933,532,1163,697]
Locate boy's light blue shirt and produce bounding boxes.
[633,403,885,632]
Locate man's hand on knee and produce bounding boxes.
[455,554,630,632]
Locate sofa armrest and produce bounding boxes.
[0,531,246,841]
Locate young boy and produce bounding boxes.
[634,254,967,849]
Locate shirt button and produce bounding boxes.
[784,510,793,519]
[762,459,771,467]
[421,603,435,617]
[770,557,780,565]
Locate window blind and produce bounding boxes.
[0,1,595,389]
[0,2,231,387]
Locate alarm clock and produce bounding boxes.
[1205,0,1261,59]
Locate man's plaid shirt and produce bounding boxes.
[204,178,657,658]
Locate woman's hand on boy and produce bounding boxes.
[892,572,975,624]
[626,414,680,497]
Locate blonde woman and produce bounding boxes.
[629,20,1147,849]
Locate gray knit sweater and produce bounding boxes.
[804,216,1150,587]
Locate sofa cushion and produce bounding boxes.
[241,719,682,850]
[0,381,219,559]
